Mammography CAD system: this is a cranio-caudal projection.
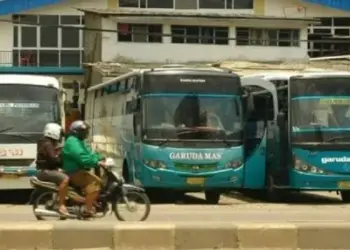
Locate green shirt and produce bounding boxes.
[62,135,104,174]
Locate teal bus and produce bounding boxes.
[86,66,246,204]
[243,72,350,202]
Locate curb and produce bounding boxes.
[1,221,350,249]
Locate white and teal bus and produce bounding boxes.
[0,75,65,189]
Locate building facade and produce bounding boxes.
[82,3,317,63]
[263,0,350,57]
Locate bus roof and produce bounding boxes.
[88,67,238,92]
[0,74,60,89]
[243,72,298,81]
[291,71,350,79]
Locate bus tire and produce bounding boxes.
[122,161,129,183]
[205,191,220,204]
[266,175,281,202]
[340,191,350,203]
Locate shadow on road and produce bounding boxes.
[0,189,344,206]
[226,190,343,205]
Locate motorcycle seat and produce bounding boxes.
[30,176,77,192]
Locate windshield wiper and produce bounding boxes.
[176,127,220,135]
[1,133,34,143]
[0,127,14,134]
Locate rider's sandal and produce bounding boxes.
[58,208,70,218]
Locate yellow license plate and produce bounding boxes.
[1,174,20,179]
[186,177,205,185]
[338,181,350,189]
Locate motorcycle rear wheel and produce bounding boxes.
[33,191,66,221]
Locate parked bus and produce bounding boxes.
[86,66,244,203]
[244,72,350,202]
[0,75,65,189]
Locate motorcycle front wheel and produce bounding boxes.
[113,191,151,221]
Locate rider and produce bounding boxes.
[36,123,69,216]
[62,120,106,216]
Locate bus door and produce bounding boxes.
[241,78,278,189]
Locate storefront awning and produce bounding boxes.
[0,0,64,15]
[302,0,350,12]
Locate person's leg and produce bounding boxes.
[69,171,101,215]
[83,172,101,214]
[49,171,69,215]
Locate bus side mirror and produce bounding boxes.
[277,112,286,129]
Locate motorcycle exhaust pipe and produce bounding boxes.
[34,208,77,219]
[34,208,60,217]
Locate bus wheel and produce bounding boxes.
[205,191,221,204]
[340,191,350,203]
[266,175,281,203]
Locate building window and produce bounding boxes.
[117,23,163,43]
[198,0,253,9]
[119,0,174,8]
[171,25,229,45]
[236,28,300,47]
[119,0,252,9]
[12,15,84,67]
[308,17,350,57]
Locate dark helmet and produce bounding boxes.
[69,120,90,140]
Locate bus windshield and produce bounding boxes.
[143,94,243,142]
[0,84,60,140]
[291,77,350,144]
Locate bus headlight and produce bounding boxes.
[225,159,243,169]
[144,160,167,169]
[294,158,327,174]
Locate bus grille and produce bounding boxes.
[0,159,34,167]
[174,163,217,172]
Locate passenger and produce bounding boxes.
[36,123,69,216]
[62,120,106,217]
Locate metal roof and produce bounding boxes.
[302,0,350,12]
[0,0,63,15]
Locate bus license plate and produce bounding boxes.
[1,174,20,179]
[338,181,350,189]
[186,177,205,185]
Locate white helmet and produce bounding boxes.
[43,123,62,141]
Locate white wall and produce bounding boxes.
[100,17,309,63]
[265,0,349,17]
[0,15,14,65]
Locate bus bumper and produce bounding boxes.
[139,166,244,190]
[290,170,350,191]
[0,176,33,190]
[0,167,36,190]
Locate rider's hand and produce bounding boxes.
[98,161,106,168]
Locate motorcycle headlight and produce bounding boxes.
[225,159,243,169]
[294,157,328,174]
[144,160,167,169]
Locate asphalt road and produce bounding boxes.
[0,190,349,222]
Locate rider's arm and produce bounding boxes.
[65,138,100,169]
[85,142,105,161]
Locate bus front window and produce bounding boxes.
[0,84,60,140]
[291,78,350,144]
[143,94,243,142]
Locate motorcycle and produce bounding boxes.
[29,158,151,221]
